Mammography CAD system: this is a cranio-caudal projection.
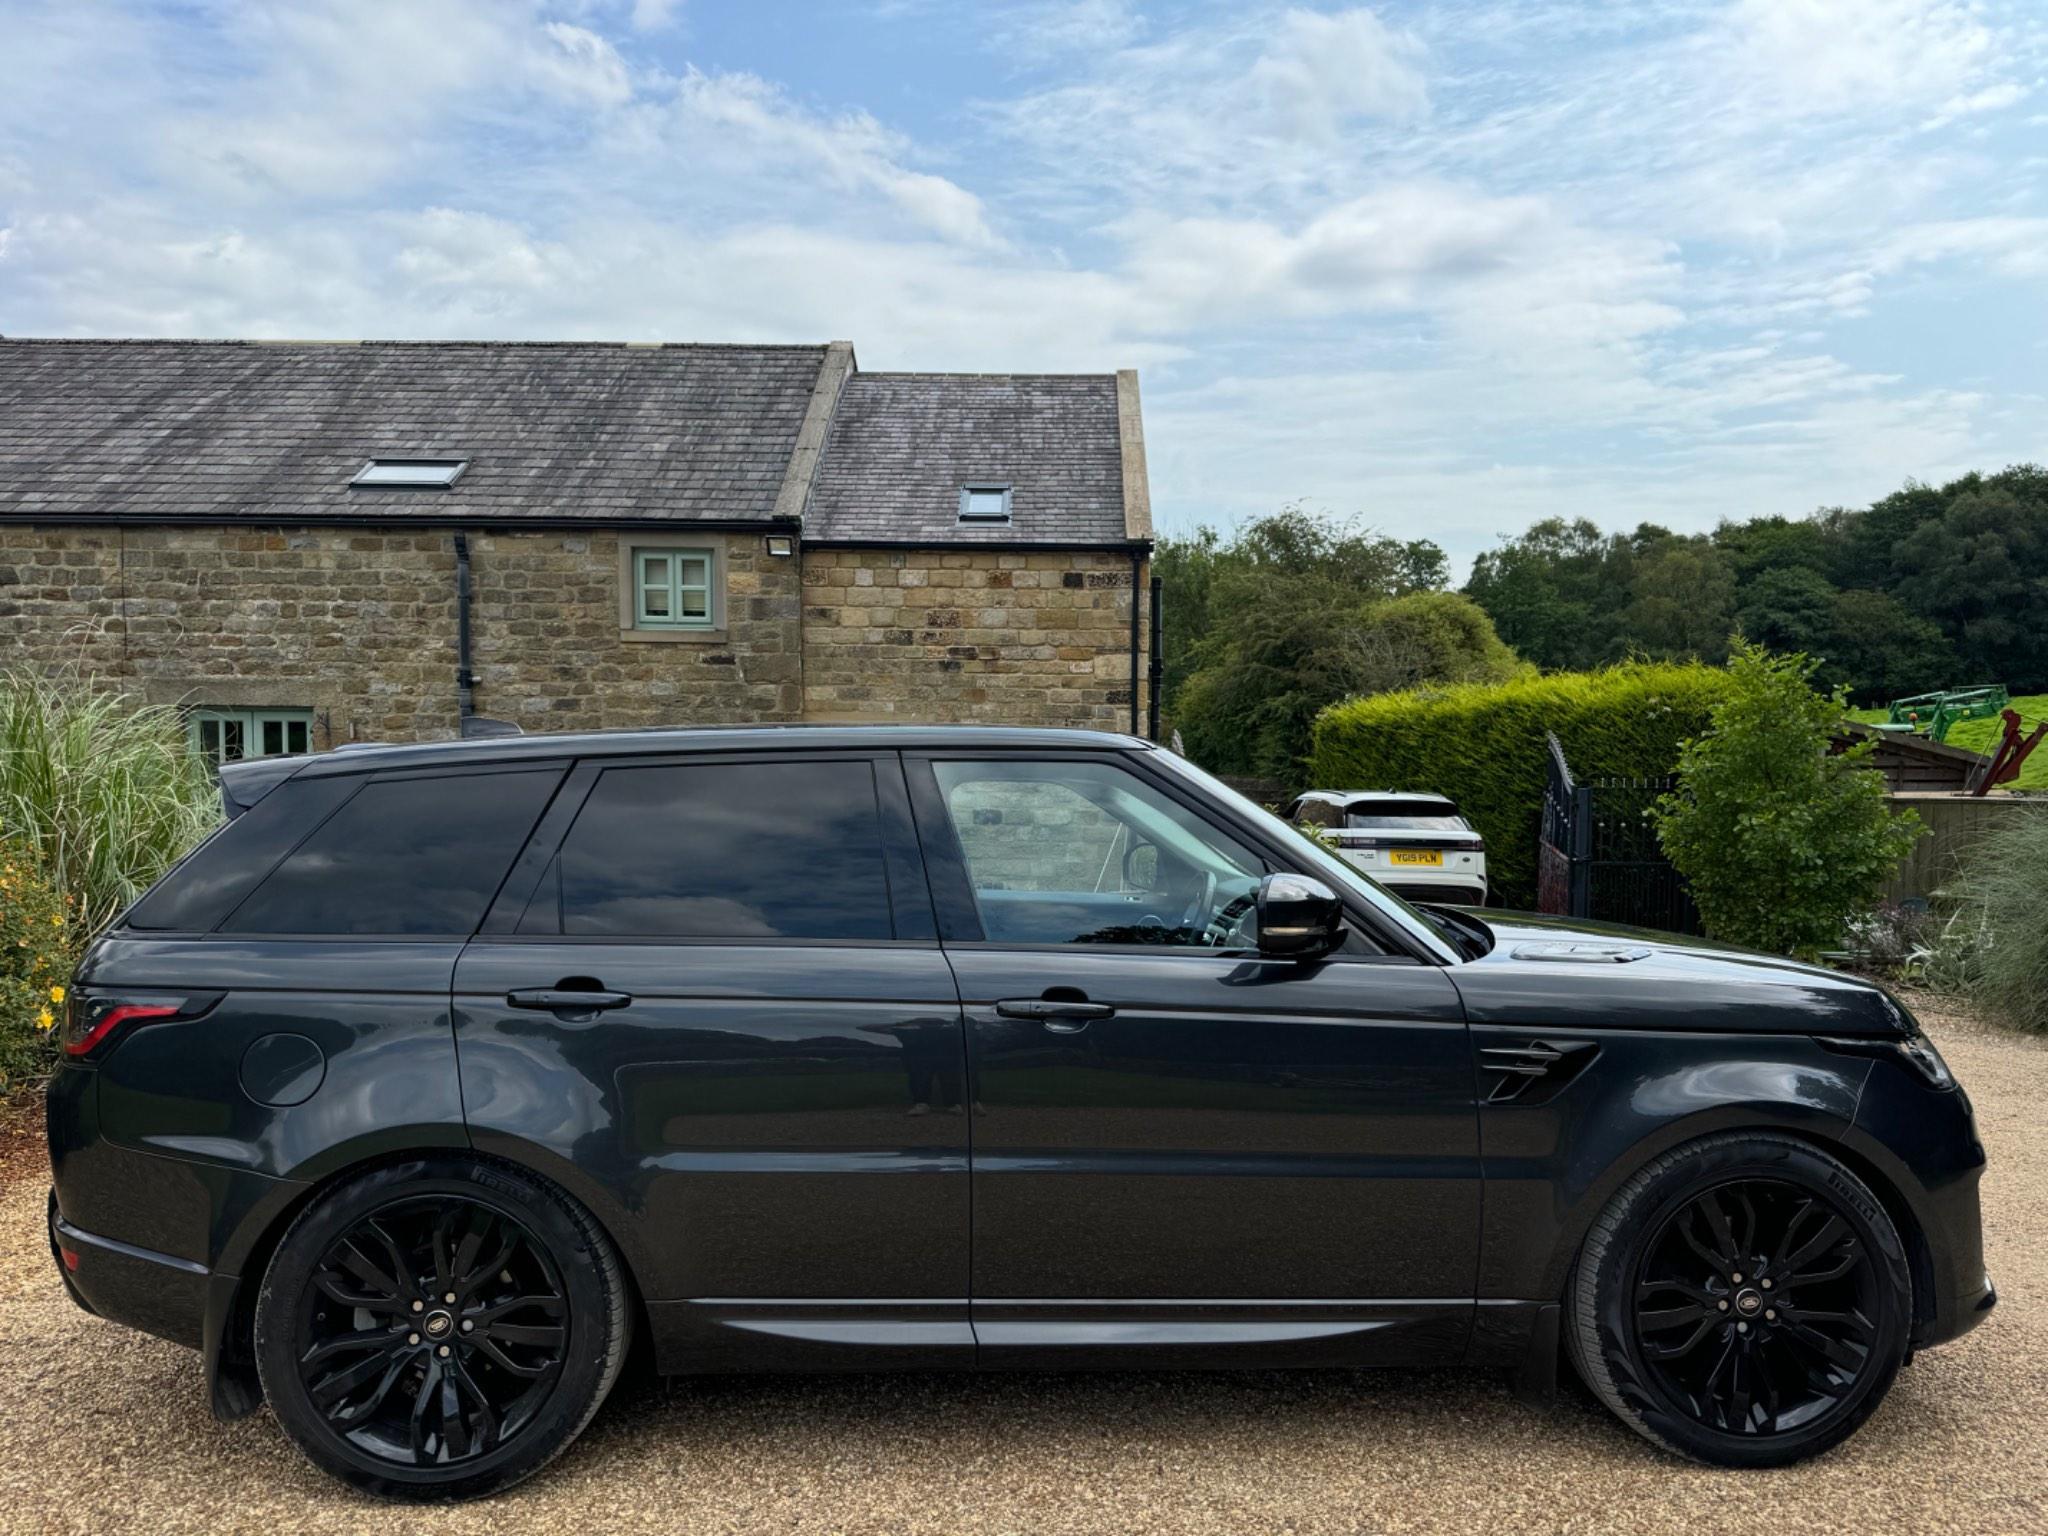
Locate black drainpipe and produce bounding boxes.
[453,533,476,734]
[1147,574,1163,742]
[1128,548,1143,735]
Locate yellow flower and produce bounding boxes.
[36,1008,55,1032]
[51,914,63,927]
[50,984,66,1004]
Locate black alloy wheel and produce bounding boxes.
[1568,1132,1911,1467]
[255,1157,630,1501]
[296,1196,569,1466]
[1632,1179,1880,1436]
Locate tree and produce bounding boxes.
[1654,643,1921,957]
[1621,536,1737,662]
[1174,590,1523,779]
[1713,515,1830,580]
[1733,565,1839,655]
[1155,507,1448,752]
[1890,479,2048,688]
[1463,517,1628,670]
[1822,589,1953,703]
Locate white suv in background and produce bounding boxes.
[1283,790,1487,906]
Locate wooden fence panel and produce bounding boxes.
[1883,793,2045,904]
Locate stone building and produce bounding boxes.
[0,338,1153,761]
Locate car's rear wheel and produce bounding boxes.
[1567,1132,1911,1466]
[254,1156,630,1501]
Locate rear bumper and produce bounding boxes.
[1338,853,1486,906]
[48,1190,211,1350]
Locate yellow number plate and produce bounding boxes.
[1388,849,1443,867]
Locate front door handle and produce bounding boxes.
[995,997,1115,1032]
[506,987,632,1014]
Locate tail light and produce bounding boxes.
[62,991,222,1061]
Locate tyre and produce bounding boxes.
[1567,1132,1911,1467]
[253,1156,631,1501]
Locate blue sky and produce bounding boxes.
[2,0,2044,574]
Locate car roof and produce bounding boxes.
[261,723,1156,782]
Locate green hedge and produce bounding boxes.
[1308,663,1734,907]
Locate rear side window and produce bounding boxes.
[124,774,357,932]
[224,769,561,936]
[523,760,894,940]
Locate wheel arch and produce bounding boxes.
[205,1140,655,1422]
[1540,1115,1933,1333]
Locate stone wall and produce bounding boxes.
[468,530,803,730]
[0,526,128,679]
[800,548,1146,731]
[0,525,804,744]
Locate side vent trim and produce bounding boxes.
[1480,1039,1601,1105]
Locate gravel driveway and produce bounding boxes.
[3,994,2042,1536]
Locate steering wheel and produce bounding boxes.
[1177,871,1216,936]
[1200,890,1258,949]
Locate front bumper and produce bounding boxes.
[1845,1052,1997,1351]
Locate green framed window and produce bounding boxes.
[632,547,716,630]
[190,709,313,766]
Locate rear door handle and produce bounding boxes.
[506,988,632,1013]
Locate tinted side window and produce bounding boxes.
[543,760,894,940]
[125,774,356,932]
[226,769,561,936]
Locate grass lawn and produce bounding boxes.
[1849,692,2048,790]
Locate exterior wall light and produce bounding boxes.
[764,535,796,557]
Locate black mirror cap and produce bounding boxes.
[1255,872,1344,958]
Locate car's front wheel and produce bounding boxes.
[253,1156,631,1500]
[1567,1132,1912,1466]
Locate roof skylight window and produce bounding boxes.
[351,459,469,489]
[958,484,1013,523]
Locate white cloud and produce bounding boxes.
[629,0,682,32]
[1246,8,1429,141]
[1719,0,1995,118]
[534,23,633,107]
[665,70,1000,247]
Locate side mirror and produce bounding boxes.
[1123,841,1159,890]
[1254,872,1344,958]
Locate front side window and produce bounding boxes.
[633,546,716,630]
[931,759,1265,947]
[191,708,312,767]
[525,760,894,940]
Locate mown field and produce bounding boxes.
[1849,692,2048,790]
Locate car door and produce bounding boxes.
[453,750,971,1372]
[906,750,1480,1369]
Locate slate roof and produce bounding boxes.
[805,373,1129,545]
[0,339,827,526]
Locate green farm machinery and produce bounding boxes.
[1876,685,2011,744]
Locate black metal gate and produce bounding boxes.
[1538,732,1702,935]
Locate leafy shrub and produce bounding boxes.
[0,841,71,1092]
[1655,644,1920,958]
[1942,804,2048,1032]
[1309,661,1732,906]
[0,670,220,936]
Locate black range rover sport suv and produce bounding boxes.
[48,726,1993,1499]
